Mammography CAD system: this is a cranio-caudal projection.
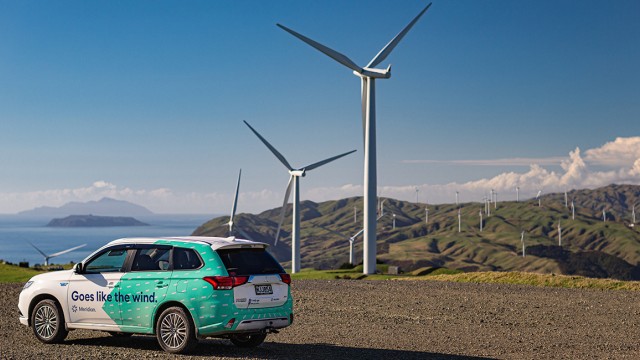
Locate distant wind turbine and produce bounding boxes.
[393,213,397,230]
[29,242,86,266]
[457,208,461,233]
[521,231,525,257]
[564,191,568,208]
[536,190,542,207]
[277,3,432,275]
[415,187,419,203]
[354,206,357,224]
[516,186,520,203]
[455,191,459,206]
[603,208,607,223]
[425,207,429,224]
[244,121,356,273]
[571,200,575,220]
[558,221,562,246]
[494,191,498,209]
[223,169,253,241]
[633,204,636,225]
[479,210,483,232]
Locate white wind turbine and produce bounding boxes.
[536,190,542,207]
[564,191,568,208]
[571,200,575,220]
[224,169,253,240]
[29,242,86,266]
[520,231,526,257]
[277,3,432,274]
[457,208,461,233]
[244,121,356,273]
[479,210,483,232]
[602,208,607,222]
[516,186,520,203]
[455,191,459,206]
[558,221,562,246]
[633,204,636,225]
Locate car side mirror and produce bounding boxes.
[74,263,84,274]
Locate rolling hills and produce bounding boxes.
[192,184,640,280]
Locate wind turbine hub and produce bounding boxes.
[290,169,305,177]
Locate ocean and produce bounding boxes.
[0,214,213,266]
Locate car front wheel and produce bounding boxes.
[229,332,267,348]
[32,299,68,344]
[155,306,197,354]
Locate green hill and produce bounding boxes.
[192,184,640,280]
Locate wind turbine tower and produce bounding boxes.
[479,210,483,232]
[494,191,498,209]
[633,204,636,225]
[354,206,357,223]
[521,231,525,257]
[425,207,429,224]
[415,187,419,203]
[571,200,575,220]
[455,191,459,206]
[277,4,432,275]
[564,191,568,208]
[244,121,355,273]
[393,213,396,230]
[516,186,520,203]
[536,190,542,207]
[558,221,562,246]
[457,208,461,233]
[603,208,607,223]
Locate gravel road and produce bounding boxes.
[2,280,640,359]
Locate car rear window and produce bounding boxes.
[216,248,284,276]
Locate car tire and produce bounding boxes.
[31,299,68,344]
[229,332,267,348]
[155,306,197,354]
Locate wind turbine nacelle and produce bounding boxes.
[290,169,305,177]
[355,66,391,79]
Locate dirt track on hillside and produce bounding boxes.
[2,280,639,359]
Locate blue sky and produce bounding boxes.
[1,0,639,214]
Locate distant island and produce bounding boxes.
[20,197,154,217]
[47,215,149,227]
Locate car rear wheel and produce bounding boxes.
[32,299,68,344]
[156,306,197,354]
[229,332,267,348]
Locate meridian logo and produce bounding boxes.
[71,305,78,313]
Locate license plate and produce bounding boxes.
[254,284,273,295]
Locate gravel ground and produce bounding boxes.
[2,280,640,359]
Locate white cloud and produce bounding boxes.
[584,137,640,166]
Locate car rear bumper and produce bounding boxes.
[235,316,290,331]
[19,315,28,326]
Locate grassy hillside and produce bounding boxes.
[193,184,640,279]
[0,263,44,283]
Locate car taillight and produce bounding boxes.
[203,276,249,290]
[279,273,291,285]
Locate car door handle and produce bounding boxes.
[156,281,168,288]
[107,282,119,289]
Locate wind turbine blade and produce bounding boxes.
[28,241,48,258]
[236,227,254,242]
[351,228,365,239]
[244,121,294,171]
[367,3,432,68]
[277,23,363,74]
[49,244,87,258]
[229,169,242,230]
[303,149,357,172]
[315,223,349,238]
[275,175,294,246]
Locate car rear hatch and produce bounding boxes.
[215,247,290,309]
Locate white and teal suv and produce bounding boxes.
[18,236,293,353]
